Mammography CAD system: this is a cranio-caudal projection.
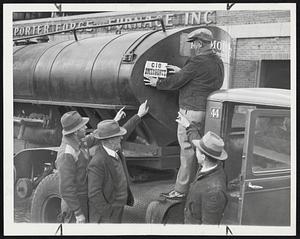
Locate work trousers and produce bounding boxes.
[174,108,206,194]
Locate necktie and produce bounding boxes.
[115,152,121,160]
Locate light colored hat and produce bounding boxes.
[187,28,213,42]
[94,120,127,140]
[61,111,89,136]
[192,131,227,161]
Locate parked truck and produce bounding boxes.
[13,20,291,225]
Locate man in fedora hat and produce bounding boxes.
[56,111,92,223]
[56,110,127,223]
[88,100,149,223]
[176,112,228,224]
[144,28,224,199]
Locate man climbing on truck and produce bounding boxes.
[144,28,224,199]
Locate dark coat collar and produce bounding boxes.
[196,162,223,180]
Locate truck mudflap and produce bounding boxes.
[145,196,185,224]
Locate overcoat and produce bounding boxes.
[88,115,141,223]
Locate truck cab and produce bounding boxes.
[145,88,290,226]
[205,88,290,226]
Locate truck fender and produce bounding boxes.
[145,197,185,224]
[14,147,58,180]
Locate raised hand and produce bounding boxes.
[176,111,191,128]
[137,100,149,118]
[114,106,126,122]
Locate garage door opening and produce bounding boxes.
[259,60,290,89]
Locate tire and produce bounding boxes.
[31,173,62,223]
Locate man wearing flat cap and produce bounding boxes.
[56,110,128,223]
[144,28,224,199]
[176,112,228,224]
[88,101,149,223]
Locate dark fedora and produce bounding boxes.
[187,28,213,43]
[61,111,89,136]
[192,131,227,161]
[94,120,127,140]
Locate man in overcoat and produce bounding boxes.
[88,101,149,223]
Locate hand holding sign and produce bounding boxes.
[144,76,159,87]
[166,64,181,74]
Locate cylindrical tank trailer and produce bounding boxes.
[13,24,232,204]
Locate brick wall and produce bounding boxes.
[216,10,290,26]
[231,36,290,88]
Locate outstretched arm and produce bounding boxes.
[176,111,204,142]
[122,100,149,141]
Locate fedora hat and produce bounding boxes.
[61,111,89,136]
[187,28,213,42]
[192,131,227,161]
[94,120,127,140]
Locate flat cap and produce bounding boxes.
[187,28,213,42]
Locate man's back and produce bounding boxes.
[179,53,224,111]
[156,52,224,111]
[184,164,227,224]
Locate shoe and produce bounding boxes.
[160,190,185,199]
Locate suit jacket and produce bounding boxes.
[87,114,141,223]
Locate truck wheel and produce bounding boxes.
[16,178,33,199]
[31,173,61,223]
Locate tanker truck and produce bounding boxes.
[13,20,291,225]
[13,20,237,223]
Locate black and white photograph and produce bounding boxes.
[3,3,296,236]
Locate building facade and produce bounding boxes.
[13,10,291,89]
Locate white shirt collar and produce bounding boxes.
[103,145,118,159]
[200,163,218,173]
